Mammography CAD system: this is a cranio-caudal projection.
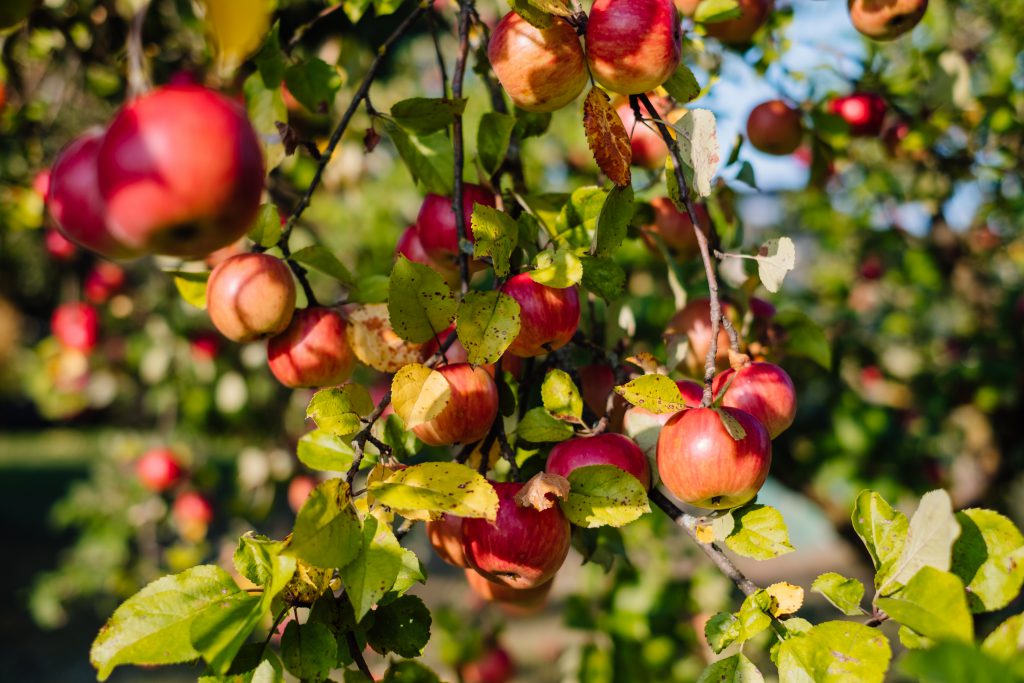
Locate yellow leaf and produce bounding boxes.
[766,581,805,616]
[390,363,451,429]
[199,0,275,77]
[346,303,426,373]
[583,86,631,187]
[695,521,715,544]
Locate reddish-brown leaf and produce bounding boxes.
[583,86,632,186]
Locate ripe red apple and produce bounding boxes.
[47,130,139,260]
[712,361,796,439]
[172,491,214,530]
[848,0,927,41]
[207,253,297,343]
[657,407,771,509]
[499,274,580,357]
[97,85,264,258]
[586,0,682,95]
[546,433,651,489]
[136,447,184,492]
[415,184,496,269]
[33,168,50,199]
[459,645,514,683]
[267,307,356,388]
[45,229,77,261]
[395,224,457,276]
[189,332,221,361]
[623,379,703,454]
[464,567,553,613]
[84,262,126,304]
[664,298,733,376]
[412,363,499,446]
[642,197,711,259]
[51,302,99,353]
[462,481,571,589]
[427,514,469,568]
[703,0,773,44]
[829,92,886,137]
[746,100,803,155]
[287,475,317,513]
[488,13,588,113]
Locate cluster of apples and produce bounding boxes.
[135,447,214,541]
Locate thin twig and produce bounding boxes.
[426,8,450,98]
[126,0,152,98]
[287,3,346,52]
[260,606,290,657]
[347,630,373,679]
[721,315,741,354]
[450,0,474,294]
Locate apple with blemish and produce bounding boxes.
[546,433,651,489]
[585,0,682,95]
[412,363,498,446]
[499,273,580,357]
[712,361,796,439]
[848,0,927,41]
[267,307,356,388]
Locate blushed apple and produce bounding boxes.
[412,363,499,446]
[848,0,927,41]
[615,96,671,169]
[713,361,796,439]
[288,475,317,513]
[586,0,682,95]
[136,447,184,492]
[546,432,651,489]
[266,307,356,388]
[416,184,496,268]
[746,100,803,155]
[499,273,580,357]
[427,514,468,568]
[207,253,297,343]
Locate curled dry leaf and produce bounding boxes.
[514,472,571,511]
[347,303,427,373]
[583,86,632,187]
[625,352,664,375]
[766,581,805,616]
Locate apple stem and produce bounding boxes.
[450,0,474,295]
[126,0,152,99]
[634,93,722,409]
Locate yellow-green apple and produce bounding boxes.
[427,513,468,568]
[462,481,571,588]
[641,197,711,259]
[656,407,770,509]
[623,379,703,454]
[546,433,651,489]
[136,447,184,492]
[746,100,803,155]
[848,0,927,40]
[499,274,580,357]
[51,302,99,353]
[488,13,588,113]
[704,0,773,44]
[712,361,796,438]
[412,363,498,446]
[415,184,496,269]
[585,0,682,95]
[266,307,356,388]
[829,92,886,136]
[464,567,553,614]
[207,253,296,343]
[664,298,734,376]
[97,85,264,258]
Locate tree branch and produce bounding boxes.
[450,0,474,294]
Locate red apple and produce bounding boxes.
[267,307,356,388]
[97,85,264,258]
[45,229,77,261]
[586,0,682,95]
[47,131,139,260]
[136,447,184,492]
[703,0,773,44]
[546,433,651,489]
[464,567,553,613]
[713,361,795,439]
[412,363,499,446]
[189,332,221,361]
[642,197,711,259]
[499,274,580,357]
[462,481,571,589]
[459,645,515,683]
[51,302,99,353]
[488,13,588,113]
[848,0,927,41]
[615,96,672,169]
[396,224,456,275]
[84,262,126,304]
[829,92,886,137]
[287,475,317,513]
[415,184,496,269]
[656,407,771,509]
[172,491,214,533]
[664,298,733,376]
[746,100,803,155]
[207,253,297,343]
[427,514,469,568]
[33,168,50,199]
[623,379,703,454]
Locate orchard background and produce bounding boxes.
[1,0,1023,681]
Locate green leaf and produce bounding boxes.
[704,612,742,654]
[951,508,1024,612]
[340,516,404,620]
[615,374,691,414]
[877,489,960,595]
[290,244,354,285]
[810,572,865,616]
[284,58,342,113]
[353,274,390,304]
[517,406,575,443]
[777,621,891,683]
[736,160,758,189]
[774,309,831,370]
[514,106,552,138]
[541,369,584,419]
[244,72,286,172]
[90,566,241,681]
[478,112,516,175]
[900,640,1014,683]
[981,613,1024,663]
[288,478,363,570]
[851,489,908,578]
[592,184,634,258]
[170,271,208,309]
[715,407,748,441]
[471,205,518,277]
[253,23,286,89]
[390,97,467,134]
[562,464,650,528]
[580,255,625,302]
[381,660,443,683]
[530,247,584,288]
[508,0,552,28]
[341,0,371,23]
[306,385,374,439]
[247,203,283,248]
[189,593,265,675]
[526,0,573,17]
[695,0,742,23]
[280,621,336,682]
[234,532,286,587]
[662,65,701,103]
[368,462,499,520]
[735,590,774,642]
[696,654,764,683]
[366,595,432,658]
[392,548,428,596]
[877,567,973,642]
[297,429,355,472]
[725,504,795,559]
[388,256,458,343]
[755,237,796,294]
[382,119,454,196]
[456,290,521,364]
